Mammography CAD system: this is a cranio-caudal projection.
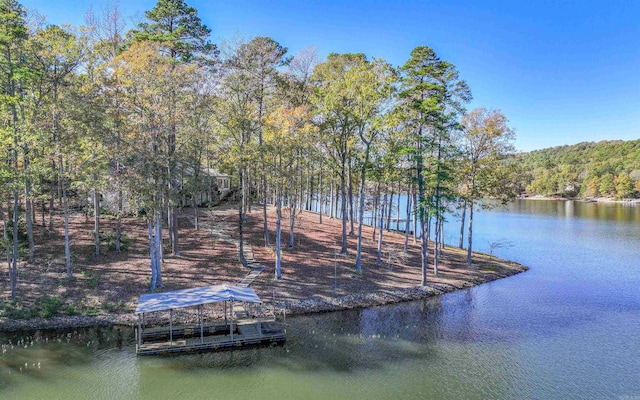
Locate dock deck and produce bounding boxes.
[135,285,286,356]
[136,320,285,355]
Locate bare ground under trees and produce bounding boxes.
[0,202,527,331]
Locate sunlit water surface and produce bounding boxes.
[1,200,639,400]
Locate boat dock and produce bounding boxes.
[135,285,286,355]
[137,320,285,355]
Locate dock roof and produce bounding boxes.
[135,285,262,314]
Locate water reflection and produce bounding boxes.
[502,199,640,222]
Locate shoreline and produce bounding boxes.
[0,257,527,332]
[521,195,639,204]
[1,203,529,333]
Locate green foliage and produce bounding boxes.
[83,306,99,316]
[64,302,80,316]
[599,173,615,196]
[101,300,122,313]
[131,0,216,63]
[517,139,640,198]
[38,296,63,318]
[1,295,64,319]
[4,216,28,257]
[615,172,634,199]
[93,230,129,251]
[1,299,37,319]
[82,269,100,289]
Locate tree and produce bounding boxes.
[87,0,127,253]
[351,58,395,273]
[398,46,471,284]
[212,39,260,266]
[32,25,84,278]
[584,176,600,197]
[227,36,289,247]
[263,105,313,279]
[460,107,517,268]
[312,53,370,255]
[599,173,615,196]
[131,0,217,256]
[615,172,633,199]
[0,0,29,298]
[109,40,197,290]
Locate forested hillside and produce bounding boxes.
[516,139,640,198]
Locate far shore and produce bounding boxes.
[0,203,528,332]
[521,194,639,204]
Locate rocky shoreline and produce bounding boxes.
[0,260,527,332]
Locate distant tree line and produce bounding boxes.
[516,139,640,199]
[0,0,518,298]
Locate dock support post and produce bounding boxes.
[230,301,234,341]
[170,309,173,344]
[199,305,204,344]
[138,314,142,346]
[258,303,262,336]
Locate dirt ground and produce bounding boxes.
[0,202,527,330]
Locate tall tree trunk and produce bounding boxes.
[171,203,179,256]
[193,195,199,231]
[238,168,246,266]
[299,162,304,211]
[372,183,379,241]
[386,185,394,231]
[275,193,282,280]
[61,175,72,278]
[258,85,269,247]
[93,189,101,256]
[24,159,35,263]
[417,135,428,286]
[306,166,311,211]
[329,178,335,219]
[434,217,440,276]
[2,204,9,291]
[433,135,443,276]
[318,166,323,224]
[467,200,474,268]
[413,184,418,245]
[115,188,123,252]
[340,162,348,254]
[40,198,45,228]
[459,200,466,249]
[397,182,401,231]
[404,181,411,253]
[48,164,55,232]
[115,91,123,253]
[348,156,355,236]
[11,185,18,299]
[289,196,296,248]
[155,213,162,286]
[148,219,157,291]
[247,167,252,214]
[355,142,371,273]
[262,174,269,246]
[376,192,386,265]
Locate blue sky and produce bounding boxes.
[21,0,640,152]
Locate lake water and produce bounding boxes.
[1,200,639,400]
